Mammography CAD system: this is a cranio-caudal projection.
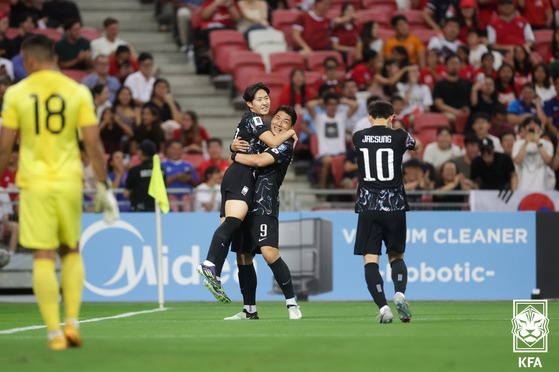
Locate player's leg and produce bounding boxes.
[224,252,259,320]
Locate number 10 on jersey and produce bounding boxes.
[359,148,395,181]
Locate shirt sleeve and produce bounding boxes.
[76,84,98,127]
[0,86,19,129]
[405,131,416,150]
[523,23,535,43]
[486,25,496,44]
[265,142,293,164]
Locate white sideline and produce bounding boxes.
[0,307,169,335]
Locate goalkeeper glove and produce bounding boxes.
[94,180,120,224]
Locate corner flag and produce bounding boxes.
[148,154,169,214]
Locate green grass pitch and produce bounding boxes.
[1,301,557,372]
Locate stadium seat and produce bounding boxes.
[331,0,362,11]
[6,28,18,39]
[378,27,396,40]
[248,29,288,72]
[0,1,9,15]
[61,69,88,83]
[414,132,436,149]
[270,51,306,78]
[181,154,205,175]
[230,51,266,94]
[451,134,464,149]
[306,51,345,75]
[246,71,285,113]
[533,29,553,62]
[271,9,303,50]
[210,30,248,75]
[396,10,430,30]
[190,9,202,31]
[80,27,102,41]
[412,28,439,47]
[413,112,450,134]
[356,9,391,28]
[305,70,322,97]
[363,0,397,11]
[454,113,469,135]
[310,135,318,158]
[330,154,346,189]
[33,28,63,41]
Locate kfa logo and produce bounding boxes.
[512,300,548,368]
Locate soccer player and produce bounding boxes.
[0,35,118,350]
[197,82,297,303]
[352,100,416,324]
[225,106,302,320]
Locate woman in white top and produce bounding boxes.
[532,63,556,103]
[237,0,268,38]
[194,165,222,212]
[423,126,463,170]
[396,64,433,116]
[357,21,383,62]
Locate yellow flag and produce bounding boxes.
[148,155,170,214]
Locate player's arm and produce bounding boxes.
[82,125,108,183]
[258,129,296,149]
[0,127,17,176]
[232,151,275,168]
[305,98,321,119]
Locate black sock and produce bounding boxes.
[391,259,408,294]
[206,217,242,274]
[269,257,294,300]
[365,263,387,309]
[238,264,257,306]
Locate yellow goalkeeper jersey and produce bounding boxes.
[1,70,97,190]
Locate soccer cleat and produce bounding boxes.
[64,320,83,347]
[394,292,412,323]
[48,331,67,350]
[224,309,259,320]
[377,305,394,324]
[288,305,302,320]
[202,279,231,304]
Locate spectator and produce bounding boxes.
[339,78,367,134]
[507,83,546,128]
[149,78,182,138]
[465,29,488,70]
[55,19,93,70]
[107,150,130,212]
[512,45,532,94]
[384,15,425,68]
[471,112,504,153]
[161,139,200,202]
[422,0,460,32]
[9,1,40,28]
[358,21,383,62]
[471,137,517,190]
[512,116,554,191]
[42,0,81,29]
[543,75,559,136]
[0,12,10,59]
[517,0,552,30]
[124,52,155,106]
[420,49,444,91]
[457,45,475,82]
[474,52,497,82]
[306,92,359,189]
[499,131,516,157]
[278,67,313,113]
[433,160,472,210]
[198,138,229,179]
[489,104,516,137]
[533,63,556,103]
[340,147,357,189]
[551,143,559,191]
[487,0,535,54]
[397,64,432,116]
[194,165,222,212]
[124,139,163,212]
[82,54,121,103]
[371,59,413,100]
[91,84,111,121]
[550,28,559,63]
[109,45,138,83]
[457,0,484,43]
[495,62,517,107]
[0,55,13,82]
[99,107,133,155]
[292,0,332,57]
[172,110,209,155]
[478,0,499,28]
[0,143,18,203]
[10,51,26,83]
[7,13,35,59]
[469,75,498,124]
[427,17,463,59]
[331,2,361,64]
[113,86,140,137]
[347,49,377,92]
[433,54,472,127]
[390,95,412,130]
[175,0,204,53]
[0,75,10,114]
[199,0,242,44]
[313,57,344,95]
[423,126,463,169]
[91,17,136,59]
[131,103,166,154]
[237,0,269,39]
[452,133,479,179]
[403,158,434,198]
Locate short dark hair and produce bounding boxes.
[103,17,118,28]
[204,165,220,181]
[18,12,34,26]
[366,95,382,108]
[391,14,407,27]
[362,49,378,63]
[243,81,270,102]
[322,56,338,68]
[390,95,404,104]
[520,116,542,128]
[115,45,131,55]
[91,84,106,97]
[492,103,507,116]
[499,130,516,141]
[368,100,394,119]
[138,52,153,63]
[481,52,494,61]
[437,126,452,136]
[445,53,460,65]
[323,92,340,104]
[472,111,490,124]
[21,34,55,62]
[207,138,223,147]
[318,83,334,98]
[444,17,460,26]
[464,133,480,145]
[166,138,182,149]
[521,82,535,91]
[341,78,357,89]
[274,105,297,127]
[63,18,81,31]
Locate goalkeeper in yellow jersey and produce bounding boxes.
[0,34,119,350]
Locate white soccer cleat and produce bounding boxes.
[377,305,394,324]
[224,309,259,320]
[288,305,302,320]
[394,292,412,323]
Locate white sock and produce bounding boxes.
[286,298,297,307]
[48,329,63,340]
[203,260,215,267]
[244,305,257,314]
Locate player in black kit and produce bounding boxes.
[353,100,417,323]
[198,83,298,303]
[224,106,302,320]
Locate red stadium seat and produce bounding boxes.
[271,10,303,50]
[451,134,464,149]
[246,71,285,113]
[80,27,101,41]
[61,69,88,83]
[413,112,450,134]
[306,51,345,75]
[331,0,362,10]
[310,135,318,158]
[230,51,266,94]
[270,51,306,78]
[180,154,205,174]
[533,29,553,62]
[363,0,397,11]
[396,10,430,30]
[210,30,248,74]
[378,27,396,40]
[454,113,469,135]
[330,154,346,189]
[33,28,63,41]
[411,28,438,46]
[356,9,391,29]
[0,2,9,15]
[190,9,202,31]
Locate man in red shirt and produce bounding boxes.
[292,0,332,57]
[487,0,535,54]
[347,49,377,91]
[108,45,138,83]
[198,138,229,182]
[198,0,241,44]
[516,0,553,30]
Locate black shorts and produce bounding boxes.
[219,162,255,217]
[231,215,279,255]
[353,210,406,256]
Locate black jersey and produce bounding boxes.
[353,126,415,212]
[234,111,269,154]
[250,140,294,218]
